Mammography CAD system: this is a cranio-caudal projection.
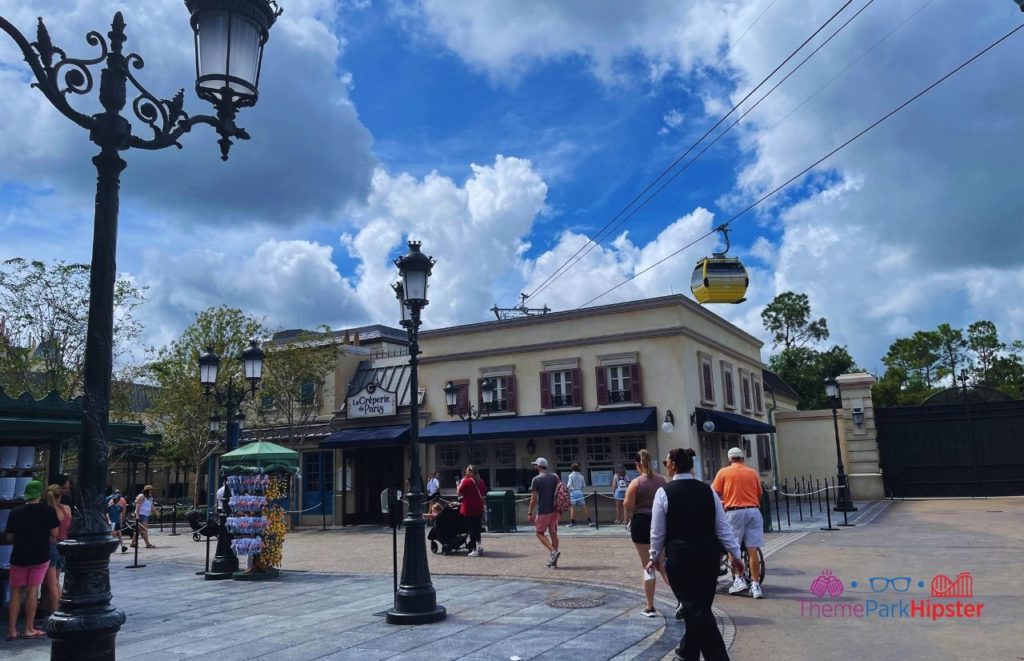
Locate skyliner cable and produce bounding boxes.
[575,21,1024,310]
[528,0,876,302]
[517,0,856,305]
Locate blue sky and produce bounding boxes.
[1,0,1023,375]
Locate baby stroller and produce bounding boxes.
[186,509,219,542]
[428,502,470,555]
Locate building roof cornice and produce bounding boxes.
[420,294,763,348]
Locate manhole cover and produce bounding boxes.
[547,597,605,609]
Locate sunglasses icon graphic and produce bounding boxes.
[869,577,911,592]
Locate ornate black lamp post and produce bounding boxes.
[443,378,495,452]
[0,3,279,658]
[199,340,265,579]
[825,377,857,514]
[386,241,446,625]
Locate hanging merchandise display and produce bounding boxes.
[220,441,299,580]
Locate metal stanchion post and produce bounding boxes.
[126,520,145,569]
[838,475,854,527]
[796,478,803,522]
[784,478,791,527]
[816,479,823,514]
[158,508,164,533]
[169,503,179,536]
[593,489,599,530]
[820,480,836,531]
[774,487,782,531]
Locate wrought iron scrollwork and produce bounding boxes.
[1,11,252,160]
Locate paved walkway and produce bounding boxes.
[4,567,691,660]
[2,499,897,660]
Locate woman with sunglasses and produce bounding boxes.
[622,448,667,617]
[647,448,742,661]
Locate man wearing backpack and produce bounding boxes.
[527,457,563,567]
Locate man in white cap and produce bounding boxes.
[712,446,764,598]
[526,457,561,567]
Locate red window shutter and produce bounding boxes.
[477,378,484,411]
[629,362,642,403]
[505,375,517,413]
[595,366,608,405]
[571,368,582,408]
[540,372,552,409]
[457,382,469,416]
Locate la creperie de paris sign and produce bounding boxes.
[347,382,397,418]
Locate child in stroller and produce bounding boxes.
[185,509,219,542]
[427,501,471,555]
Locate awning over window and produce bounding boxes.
[319,425,409,449]
[420,407,658,444]
[693,407,774,435]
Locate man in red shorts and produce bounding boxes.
[5,480,59,640]
[527,458,561,567]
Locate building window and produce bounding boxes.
[260,394,274,410]
[607,366,631,403]
[757,434,772,472]
[554,438,578,466]
[550,370,574,407]
[299,380,316,407]
[699,353,715,405]
[739,369,752,412]
[439,444,461,469]
[492,442,516,489]
[721,362,736,409]
[586,436,612,462]
[303,451,333,493]
[618,435,645,462]
[469,445,488,468]
[480,374,516,413]
[752,376,764,414]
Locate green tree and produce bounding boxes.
[254,328,339,453]
[0,258,146,398]
[148,306,267,507]
[934,323,968,385]
[967,320,1002,385]
[767,345,857,410]
[760,291,829,350]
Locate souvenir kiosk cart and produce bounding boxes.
[219,441,298,581]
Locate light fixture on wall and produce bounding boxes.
[661,410,675,434]
[703,420,716,433]
[526,439,536,455]
[852,408,865,427]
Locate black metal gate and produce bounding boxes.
[876,400,1024,497]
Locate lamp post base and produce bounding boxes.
[834,502,859,512]
[46,535,126,661]
[385,605,447,625]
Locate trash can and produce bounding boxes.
[486,490,517,533]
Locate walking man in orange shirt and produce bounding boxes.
[712,447,764,599]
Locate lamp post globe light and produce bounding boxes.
[200,339,265,579]
[0,3,279,658]
[387,241,446,625]
[444,378,495,451]
[825,377,857,514]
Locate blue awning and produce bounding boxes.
[693,407,774,435]
[420,407,658,443]
[320,425,409,448]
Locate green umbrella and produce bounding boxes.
[221,441,299,472]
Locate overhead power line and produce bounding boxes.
[529,0,877,302]
[519,0,857,304]
[576,21,1024,309]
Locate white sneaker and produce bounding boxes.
[751,582,763,599]
[728,576,748,594]
[468,549,480,557]
[550,549,561,567]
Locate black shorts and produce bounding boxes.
[630,513,652,545]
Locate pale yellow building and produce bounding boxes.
[415,295,776,499]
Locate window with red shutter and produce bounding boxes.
[505,374,517,413]
[595,366,608,406]
[570,368,582,408]
[539,372,552,409]
[629,362,642,403]
[456,382,469,416]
